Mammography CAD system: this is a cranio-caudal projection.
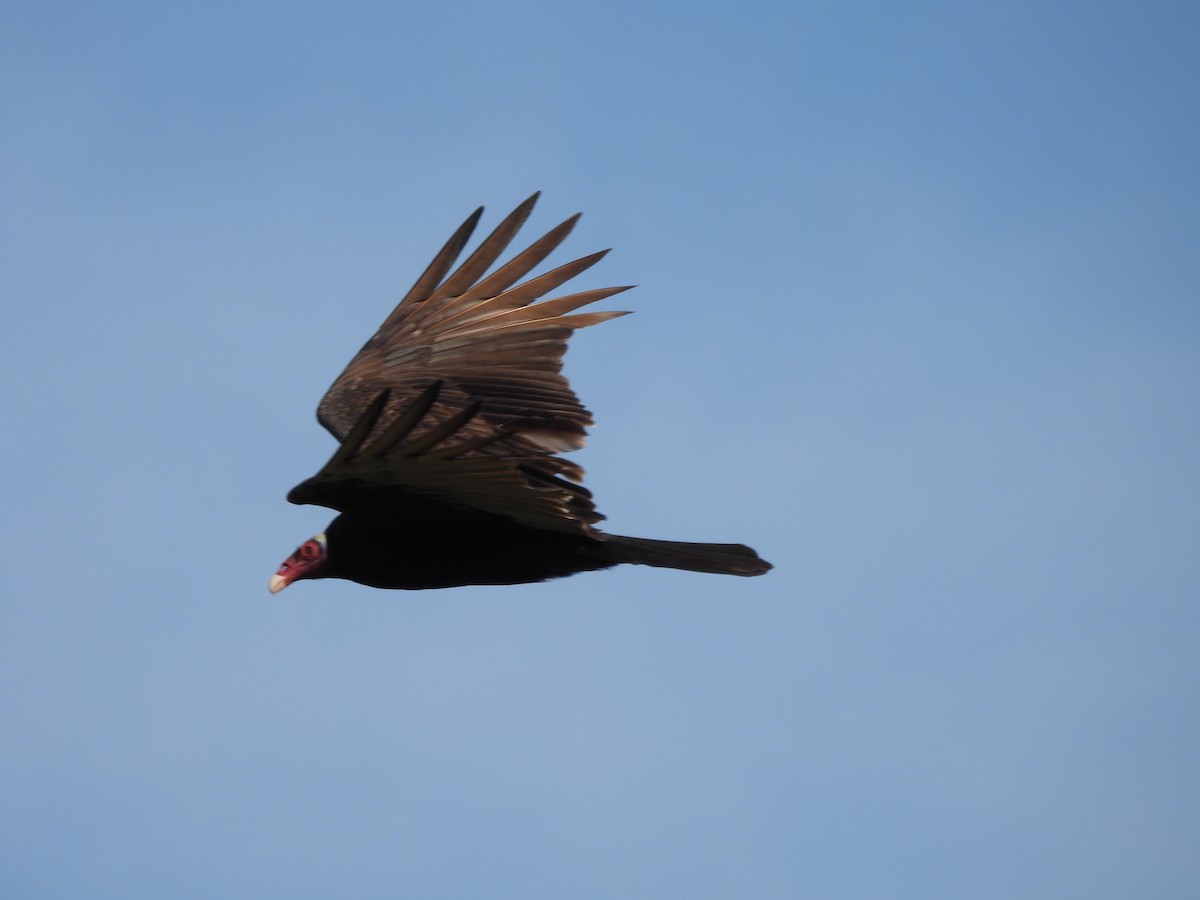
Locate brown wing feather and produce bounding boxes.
[292,384,601,534]
[308,194,632,533]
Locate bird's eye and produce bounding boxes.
[300,541,320,559]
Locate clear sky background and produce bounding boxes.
[2,2,1197,897]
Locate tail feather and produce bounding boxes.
[596,534,772,577]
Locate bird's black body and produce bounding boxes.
[271,194,771,593]
[319,511,769,590]
[320,513,617,590]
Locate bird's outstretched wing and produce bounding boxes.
[290,382,600,534]
[300,195,632,533]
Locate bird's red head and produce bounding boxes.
[269,533,328,594]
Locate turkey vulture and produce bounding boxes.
[270,194,771,592]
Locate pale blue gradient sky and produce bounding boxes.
[2,2,1198,897]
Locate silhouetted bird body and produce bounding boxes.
[271,194,771,593]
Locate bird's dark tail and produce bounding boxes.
[595,534,772,577]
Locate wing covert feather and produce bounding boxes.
[293,384,601,534]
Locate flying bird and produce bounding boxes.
[270,194,772,592]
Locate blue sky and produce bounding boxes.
[2,2,1198,897]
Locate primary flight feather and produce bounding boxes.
[270,193,771,592]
